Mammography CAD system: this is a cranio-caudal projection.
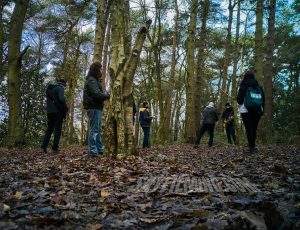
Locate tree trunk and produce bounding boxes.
[294,61,300,134]
[102,15,111,91]
[231,0,241,144]
[194,0,210,128]
[65,37,82,144]
[220,0,234,109]
[0,3,5,81]
[7,0,29,146]
[153,0,164,143]
[106,0,151,155]
[185,0,198,143]
[157,0,179,141]
[173,87,184,142]
[254,0,264,85]
[80,102,86,144]
[105,0,129,155]
[262,0,276,142]
[108,21,151,155]
[93,0,109,63]
[60,20,78,81]
[134,106,140,147]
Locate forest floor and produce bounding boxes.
[0,144,299,230]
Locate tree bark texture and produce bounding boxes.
[231,0,241,144]
[108,21,151,155]
[153,0,164,142]
[106,0,151,155]
[106,0,129,155]
[194,0,210,128]
[185,0,198,143]
[109,0,127,83]
[220,0,234,108]
[254,0,264,85]
[262,0,276,141]
[93,0,109,64]
[157,0,179,141]
[102,15,111,90]
[0,3,5,79]
[7,0,29,145]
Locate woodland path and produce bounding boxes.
[0,144,299,229]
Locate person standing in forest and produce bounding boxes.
[237,71,265,153]
[139,101,156,148]
[83,62,110,156]
[193,102,219,148]
[41,79,68,154]
[222,102,236,144]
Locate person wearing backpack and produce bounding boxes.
[41,79,68,154]
[221,102,236,144]
[139,101,156,148]
[237,71,265,153]
[83,62,110,156]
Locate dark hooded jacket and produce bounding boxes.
[46,84,68,116]
[139,108,153,127]
[237,77,265,113]
[83,75,109,110]
[222,106,234,125]
[202,106,219,124]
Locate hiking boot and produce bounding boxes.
[52,149,59,154]
[40,148,47,154]
[249,147,258,153]
[193,145,199,149]
[89,152,99,157]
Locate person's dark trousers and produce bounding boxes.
[195,123,215,147]
[241,112,261,148]
[226,123,236,144]
[142,126,150,148]
[41,112,64,151]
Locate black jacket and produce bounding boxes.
[237,78,265,112]
[46,84,68,116]
[202,106,219,124]
[139,108,153,127]
[222,107,234,124]
[83,75,109,110]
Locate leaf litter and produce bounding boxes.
[0,144,299,229]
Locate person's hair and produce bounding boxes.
[244,71,255,79]
[57,79,67,87]
[208,102,214,107]
[87,61,102,79]
[241,70,255,85]
[142,101,149,107]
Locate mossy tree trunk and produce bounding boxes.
[106,0,151,155]
[231,0,241,144]
[254,0,264,85]
[93,0,109,64]
[194,0,210,128]
[185,0,198,143]
[219,0,234,109]
[0,2,7,81]
[262,0,276,142]
[7,0,29,146]
[157,0,179,141]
